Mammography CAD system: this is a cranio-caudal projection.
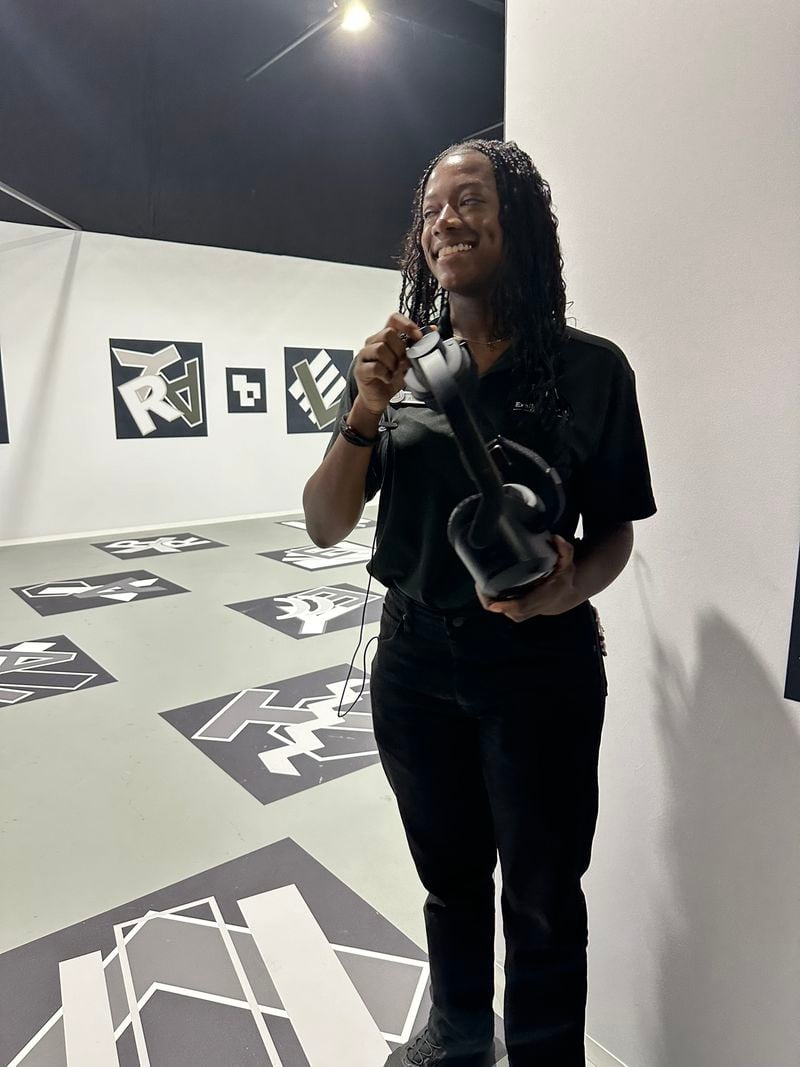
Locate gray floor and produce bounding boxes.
[0,511,595,1066]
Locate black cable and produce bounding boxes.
[336,411,396,719]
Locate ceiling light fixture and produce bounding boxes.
[341,1,372,33]
[245,1,373,83]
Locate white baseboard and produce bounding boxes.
[0,509,291,547]
[586,1034,629,1067]
[0,502,380,548]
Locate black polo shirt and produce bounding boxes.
[325,323,656,612]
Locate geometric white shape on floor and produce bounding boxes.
[60,951,120,1067]
[239,885,390,1065]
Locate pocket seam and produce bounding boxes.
[380,601,405,642]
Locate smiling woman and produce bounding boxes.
[400,140,571,411]
[303,137,657,1066]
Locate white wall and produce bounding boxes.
[0,222,400,542]
[507,2,800,1066]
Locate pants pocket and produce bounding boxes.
[379,598,406,643]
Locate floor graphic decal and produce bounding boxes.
[12,572,189,617]
[163,661,379,802]
[228,584,383,640]
[259,543,372,572]
[92,534,226,560]
[0,838,443,1066]
[160,664,377,804]
[276,518,375,532]
[0,636,116,708]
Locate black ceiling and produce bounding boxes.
[0,0,505,269]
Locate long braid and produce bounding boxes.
[399,139,573,429]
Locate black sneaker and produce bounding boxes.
[384,1026,495,1066]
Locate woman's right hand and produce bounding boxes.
[353,313,424,415]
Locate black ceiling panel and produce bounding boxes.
[0,0,504,268]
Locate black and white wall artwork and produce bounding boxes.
[161,664,377,804]
[226,367,268,414]
[12,571,189,617]
[0,635,116,707]
[228,583,383,639]
[260,542,373,572]
[0,838,442,1067]
[284,348,352,434]
[785,544,800,702]
[110,339,208,439]
[93,534,226,560]
[0,343,8,444]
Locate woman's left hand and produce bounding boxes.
[476,535,582,622]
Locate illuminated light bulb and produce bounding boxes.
[341,1,372,33]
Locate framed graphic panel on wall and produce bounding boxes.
[284,348,352,434]
[0,343,8,444]
[226,367,268,413]
[110,339,208,439]
[785,545,800,702]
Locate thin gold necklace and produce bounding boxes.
[453,334,511,351]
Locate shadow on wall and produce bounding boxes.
[634,555,800,1067]
[0,229,82,536]
[0,228,77,255]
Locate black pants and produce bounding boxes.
[370,587,607,1067]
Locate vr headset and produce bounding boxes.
[404,328,565,601]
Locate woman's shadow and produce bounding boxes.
[635,553,800,1067]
